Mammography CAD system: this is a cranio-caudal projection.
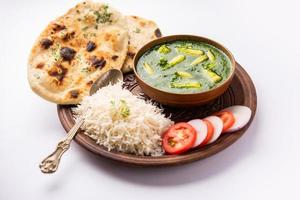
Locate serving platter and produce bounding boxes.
[57,62,257,166]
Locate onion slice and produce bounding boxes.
[222,105,252,132]
[204,116,223,144]
[188,119,207,147]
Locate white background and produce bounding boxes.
[1,0,299,199]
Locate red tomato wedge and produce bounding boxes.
[163,122,197,154]
[215,111,235,133]
[200,119,214,146]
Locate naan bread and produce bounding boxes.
[28,1,128,104]
[121,16,162,73]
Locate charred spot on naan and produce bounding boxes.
[86,80,93,86]
[40,38,53,49]
[90,56,106,69]
[154,28,162,38]
[52,23,66,33]
[36,62,45,69]
[49,22,77,43]
[150,28,162,40]
[69,89,80,99]
[127,51,135,59]
[86,41,97,52]
[111,55,119,61]
[61,30,76,42]
[48,63,68,85]
[60,47,76,61]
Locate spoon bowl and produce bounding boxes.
[90,69,123,95]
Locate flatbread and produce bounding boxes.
[121,16,162,73]
[28,1,128,104]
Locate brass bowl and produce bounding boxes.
[133,35,236,107]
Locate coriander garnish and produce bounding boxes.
[82,26,89,31]
[134,28,141,33]
[110,99,130,119]
[120,99,130,118]
[94,5,112,24]
[81,67,89,73]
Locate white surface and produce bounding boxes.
[1,0,299,199]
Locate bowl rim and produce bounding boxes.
[133,34,236,96]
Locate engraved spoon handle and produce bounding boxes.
[39,119,84,174]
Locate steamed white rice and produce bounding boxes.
[72,82,173,156]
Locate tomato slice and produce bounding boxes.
[215,111,235,133]
[163,122,197,154]
[200,119,214,146]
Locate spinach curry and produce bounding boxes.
[136,41,232,93]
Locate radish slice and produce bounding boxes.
[204,116,223,144]
[222,105,252,132]
[188,119,207,147]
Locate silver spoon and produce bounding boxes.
[39,69,123,174]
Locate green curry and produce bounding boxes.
[136,41,232,93]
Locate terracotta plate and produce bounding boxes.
[57,62,257,166]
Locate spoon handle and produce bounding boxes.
[39,119,84,174]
